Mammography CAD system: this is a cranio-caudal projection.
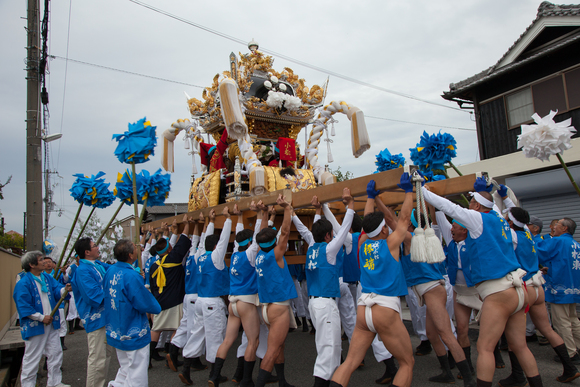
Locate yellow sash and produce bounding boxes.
[151,254,181,294]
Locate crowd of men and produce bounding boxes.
[12,173,580,387]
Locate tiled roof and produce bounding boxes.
[444,2,580,98]
[146,203,189,214]
[444,31,580,97]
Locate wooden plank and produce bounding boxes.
[0,327,25,350]
[291,167,415,209]
[147,188,293,230]
[319,173,479,210]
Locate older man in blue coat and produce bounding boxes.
[13,250,71,387]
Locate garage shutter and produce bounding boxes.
[520,193,580,242]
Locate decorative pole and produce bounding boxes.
[96,201,124,245]
[56,206,96,277]
[112,117,158,269]
[54,202,83,276]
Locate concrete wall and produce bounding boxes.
[0,248,21,331]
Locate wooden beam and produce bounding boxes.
[145,171,479,231]
[292,167,416,209]
[146,188,293,230]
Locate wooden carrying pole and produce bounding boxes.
[54,203,83,277]
[55,206,96,277]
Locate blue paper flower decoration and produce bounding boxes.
[147,169,171,207]
[43,239,57,255]
[114,169,150,205]
[374,147,405,173]
[409,131,457,172]
[70,172,116,208]
[112,117,157,164]
[422,171,447,182]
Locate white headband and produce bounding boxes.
[508,212,526,228]
[469,192,494,209]
[366,219,385,238]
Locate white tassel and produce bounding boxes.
[410,227,427,263]
[410,180,427,262]
[325,128,334,163]
[424,228,445,263]
[331,119,336,136]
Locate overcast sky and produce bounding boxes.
[1,0,543,246]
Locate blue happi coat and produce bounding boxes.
[104,261,161,351]
[537,233,580,304]
[13,272,67,340]
[71,260,110,333]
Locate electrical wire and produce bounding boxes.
[365,115,476,132]
[127,0,468,114]
[50,55,205,88]
[56,0,73,171]
[49,55,474,132]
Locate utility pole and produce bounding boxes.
[26,0,43,252]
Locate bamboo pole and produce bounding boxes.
[447,161,463,177]
[49,289,69,318]
[96,201,124,245]
[556,153,580,198]
[130,163,142,268]
[54,203,83,277]
[139,196,149,224]
[55,206,97,277]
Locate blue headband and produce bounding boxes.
[258,239,276,249]
[238,238,251,247]
[208,145,216,155]
[156,243,169,256]
[411,209,418,228]
[452,219,466,229]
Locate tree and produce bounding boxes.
[0,175,12,200]
[329,167,354,182]
[0,232,24,251]
[0,175,12,235]
[59,214,124,264]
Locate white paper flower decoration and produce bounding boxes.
[517,110,576,161]
[266,91,285,108]
[283,95,302,111]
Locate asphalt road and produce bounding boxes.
[32,319,570,387]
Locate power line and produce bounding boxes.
[49,55,474,132]
[127,0,468,114]
[56,0,73,171]
[50,55,206,88]
[365,115,476,132]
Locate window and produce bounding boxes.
[506,88,534,127]
[532,76,567,117]
[565,67,580,110]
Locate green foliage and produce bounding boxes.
[329,167,354,182]
[0,232,24,250]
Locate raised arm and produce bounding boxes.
[387,173,414,256]
[292,209,314,246]
[422,187,484,239]
[435,211,453,246]
[312,195,322,223]
[212,207,233,269]
[274,195,292,266]
[376,196,412,245]
[327,188,355,258]
[233,204,244,253]
[323,202,353,253]
[257,201,269,231]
